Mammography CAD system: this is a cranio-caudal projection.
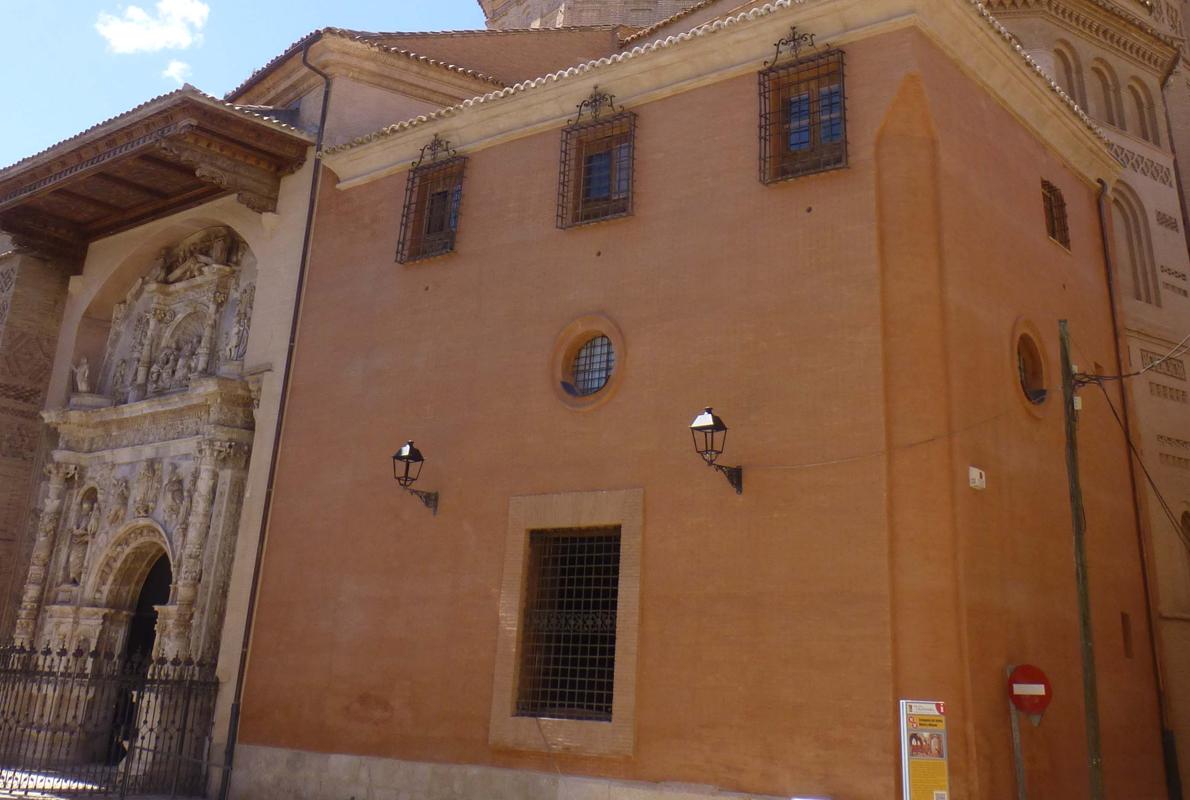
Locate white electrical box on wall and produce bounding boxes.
[969,466,987,490]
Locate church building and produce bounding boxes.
[1,0,1189,798]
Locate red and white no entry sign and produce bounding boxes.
[1008,664,1053,717]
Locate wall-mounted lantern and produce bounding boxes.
[392,440,439,514]
[689,407,743,494]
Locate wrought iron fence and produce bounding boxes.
[0,646,218,798]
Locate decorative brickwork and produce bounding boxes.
[1108,141,1175,186]
[0,255,68,643]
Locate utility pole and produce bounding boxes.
[1060,319,1105,800]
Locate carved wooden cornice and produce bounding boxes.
[985,0,1178,71]
[0,90,312,268]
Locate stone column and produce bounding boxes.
[13,462,77,646]
[165,440,223,658]
[196,289,227,375]
[130,306,167,402]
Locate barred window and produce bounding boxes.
[1042,179,1070,249]
[517,527,621,722]
[558,112,636,228]
[570,335,615,396]
[759,49,846,184]
[397,155,466,263]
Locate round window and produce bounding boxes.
[570,335,616,396]
[1017,334,1047,405]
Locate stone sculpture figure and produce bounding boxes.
[111,360,128,396]
[172,341,195,387]
[72,358,91,393]
[133,460,161,518]
[163,464,187,528]
[224,284,254,362]
[108,478,129,525]
[148,348,177,394]
[66,496,100,585]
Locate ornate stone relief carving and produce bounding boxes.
[95,227,257,407]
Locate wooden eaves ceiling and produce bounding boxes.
[0,86,313,267]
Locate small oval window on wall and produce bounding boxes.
[1017,333,1047,405]
[551,315,626,411]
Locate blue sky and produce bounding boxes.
[0,0,486,168]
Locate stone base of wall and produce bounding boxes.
[230,745,788,800]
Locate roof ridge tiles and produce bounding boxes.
[359,25,622,37]
[324,0,1106,158]
[0,84,312,177]
[224,27,507,102]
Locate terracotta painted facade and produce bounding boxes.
[1,0,1188,798]
[230,6,1169,798]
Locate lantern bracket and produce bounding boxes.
[713,464,744,495]
[406,488,439,515]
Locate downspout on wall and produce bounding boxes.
[216,33,332,800]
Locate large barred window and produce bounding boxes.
[759,48,846,184]
[516,527,621,721]
[397,149,466,263]
[558,102,636,228]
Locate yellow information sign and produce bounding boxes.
[899,700,950,800]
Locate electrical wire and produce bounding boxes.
[1077,332,1190,384]
[1087,378,1190,553]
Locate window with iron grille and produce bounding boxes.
[516,527,621,722]
[759,49,846,184]
[1042,179,1070,249]
[397,155,466,263]
[558,111,636,228]
[570,335,615,396]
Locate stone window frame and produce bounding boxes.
[489,488,643,757]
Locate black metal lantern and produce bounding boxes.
[392,440,438,513]
[689,407,743,494]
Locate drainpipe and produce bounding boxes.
[1096,178,1183,800]
[216,32,331,800]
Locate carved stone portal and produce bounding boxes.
[13,227,257,665]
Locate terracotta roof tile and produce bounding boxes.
[225,28,507,103]
[353,27,622,84]
[325,0,1106,156]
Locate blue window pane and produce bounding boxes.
[584,152,612,201]
[613,143,631,198]
[788,92,811,151]
[820,85,843,143]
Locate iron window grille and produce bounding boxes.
[397,135,466,263]
[759,39,846,184]
[558,89,636,228]
[1042,179,1070,249]
[516,527,621,722]
[571,335,616,396]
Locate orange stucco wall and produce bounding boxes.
[237,27,1167,799]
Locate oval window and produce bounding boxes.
[569,335,616,396]
[1017,334,1047,405]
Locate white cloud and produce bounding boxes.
[96,0,210,54]
[162,59,192,84]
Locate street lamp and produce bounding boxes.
[392,440,439,514]
[689,407,743,494]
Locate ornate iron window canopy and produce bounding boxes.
[569,87,624,126]
[412,133,458,169]
[766,26,819,67]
